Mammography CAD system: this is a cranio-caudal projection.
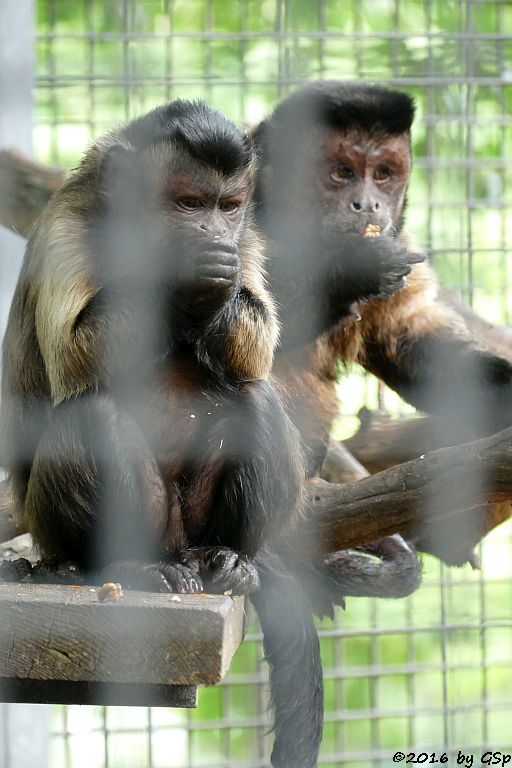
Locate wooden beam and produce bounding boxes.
[0,679,198,707]
[0,583,246,705]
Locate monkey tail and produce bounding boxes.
[251,548,323,768]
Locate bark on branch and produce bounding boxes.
[298,426,512,564]
[339,408,472,475]
[3,429,512,566]
[0,148,65,238]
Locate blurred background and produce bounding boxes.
[0,1,511,766]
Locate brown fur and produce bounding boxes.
[254,82,508,473]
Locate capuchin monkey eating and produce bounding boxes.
[253,80,512,573]
[0,100,323,768]
[1,99,305,590]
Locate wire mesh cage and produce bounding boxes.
[1,1,512,766]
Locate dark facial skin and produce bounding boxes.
[166,170,249,311]
[105,148,254,326]
[318,129,411,237]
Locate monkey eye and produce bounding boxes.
[330,166,354,183]
[219,200,240,213]
[374,167,390,182]
[177,197,203,210]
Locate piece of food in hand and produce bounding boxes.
[364,223,381,237]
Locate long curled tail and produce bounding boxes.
[251,548,324,768]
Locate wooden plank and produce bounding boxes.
[0,678,198,708]
[0,583,246,697]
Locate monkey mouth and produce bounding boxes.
[355,220,392,237]
[363,223,381,238]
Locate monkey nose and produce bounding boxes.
[351,199,380,213]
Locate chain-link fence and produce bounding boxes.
[3,1,512,766]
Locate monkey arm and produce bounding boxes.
[364,331,512,436]
[270,233,423,351]
[194,285,278,381]
[60,280,170,395]
[348,262,512,436]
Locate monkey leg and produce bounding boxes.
[193,379,302,553]
[178,380,301,593]
[23,392,200,592]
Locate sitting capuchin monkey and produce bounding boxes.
[0,99,328,768]
[252,79,512,591]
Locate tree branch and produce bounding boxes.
[339,408,472,475]
[2,430,512,566]
[0,148,65,238]
[296,426,512,562]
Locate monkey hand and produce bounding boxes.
[340,234,425,303]
[174,231,242,319]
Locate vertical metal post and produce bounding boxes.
[0,2,50,767]
[0,0,36,343]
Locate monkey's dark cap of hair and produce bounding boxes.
[123,100,253,175]
[266,80,415,137]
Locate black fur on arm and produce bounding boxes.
[73,280,170,384]
[365,330,512,436]
[193,285,270,380]
[270,233,423,351]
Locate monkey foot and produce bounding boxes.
[29,559,202,594]
[0,557,33,582]
[31,559,85,584]
[158,561,204,594]
[92,561,203,594]
[182,547,260,595]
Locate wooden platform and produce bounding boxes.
[0,582,246,707]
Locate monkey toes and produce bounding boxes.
[158,561,204,594]
[182,546,260,595]
[0,557,34,581]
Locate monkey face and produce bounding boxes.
[95,141,254,315]
[151,149,253,309]
[317,128,411,238]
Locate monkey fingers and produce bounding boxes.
[182,546,260,595]
[369,239,424,300]
[174,253,241,323]
[158,561,204,594]
[194,261,240,297]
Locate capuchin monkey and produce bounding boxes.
[0,100,321,768]
[253,80,512,575]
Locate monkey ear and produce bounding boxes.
[251,119,267,155]
[259,163,273,195]
[252,120,274,201]
[97,141,135,196]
